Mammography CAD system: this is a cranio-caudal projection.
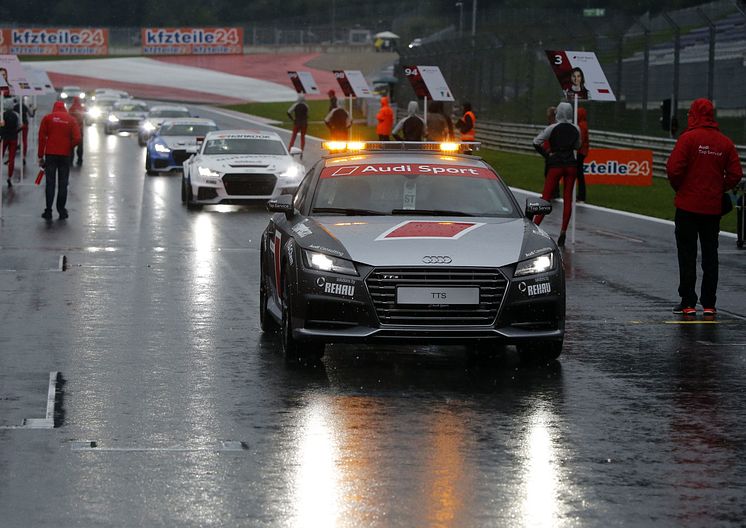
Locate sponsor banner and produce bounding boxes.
[403,65,453,101]
[333,70,372,98]
[142,27,243,55]
[0,55,34,96]
[376,220,484,240]
[321,163,497,179]
[584,149,653,186]
[3,28,108,56]
[287,71,319,94]
[545,50,615,102]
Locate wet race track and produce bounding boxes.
[1,102,746,527]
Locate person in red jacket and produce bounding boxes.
[666,98,742,316]
[576,107,590,202]
[38,101,81,220]
[376,96,394,141]
[68,96,85,166]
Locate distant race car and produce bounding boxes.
[60,85,85,101]
[182,130,304,208]
[138,105,192,146]
[104,100,149,134]
[91,88,130,101]
[260,141,565,364]
[85,95,119,125]
[145,118,218,175]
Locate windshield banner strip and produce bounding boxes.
[320,164,498,179]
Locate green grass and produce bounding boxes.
[226,102,739,234]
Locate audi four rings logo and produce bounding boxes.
[422,256,452,264]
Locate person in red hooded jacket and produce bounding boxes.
[666,98,742,316]
[376,96,394,141]
[68,96,85,166]
[38,101,81,220]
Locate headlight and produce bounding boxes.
[198,166,220,177]
[60,92,68,99]
[303,250,357,276]
[142,121,156,132]
[88,107,102,118]
[79,92,86,99]
[514,252,555,277]
[280,164,302,181]
[108,114,119,123]
[154,143,171,154]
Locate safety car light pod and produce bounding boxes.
[514,253,555,277]
[303,250,358,276]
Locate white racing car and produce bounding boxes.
[181,130,304,208]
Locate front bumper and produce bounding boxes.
[289,264,565,344]
[189,172,299,204]
[150,148,195,172]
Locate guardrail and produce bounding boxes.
[396,111,746,177]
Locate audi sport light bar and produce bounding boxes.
[321,141,481,153]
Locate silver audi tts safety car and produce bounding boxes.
[260,141,565,364]
[181,130,304,208]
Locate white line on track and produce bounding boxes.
[0,372,59,430]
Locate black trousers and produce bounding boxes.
[675,208,721,307]
[44,154,71,213]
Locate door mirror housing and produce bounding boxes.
[525,198,552,216]
[267,194,295,219]
[289,146,303,158]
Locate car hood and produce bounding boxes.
[159,136,201,150]
[199,154,294,173]
[292,216,554,268]
[112,110,147,119]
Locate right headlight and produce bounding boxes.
[108,114,119,123]
[514,252,555,277]
[303,250,357,276]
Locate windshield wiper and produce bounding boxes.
[312,207,386,216]
[390,209,476,217]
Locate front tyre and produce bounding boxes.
[260,260,278,332]
[516,340,562,365]
[145,154,157,176]
[281,275,324,364]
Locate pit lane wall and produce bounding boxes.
[0,28,109,55]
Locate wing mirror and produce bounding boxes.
[289,146,303,158]
[525,198,552,216]
[267,194,295,219]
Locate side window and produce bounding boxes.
[293,162,319,212]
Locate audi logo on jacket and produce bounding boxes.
[38,101,81,158]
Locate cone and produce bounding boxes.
[35,168,45,185]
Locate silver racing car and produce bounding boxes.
[260,142,565,364]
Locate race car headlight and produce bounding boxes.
[88,107,102,118]
[303,250,358,276]
[142,121,156,132]
[79,92,86,99]
[198,166,220,178]
[154,143,171,154]
[60,92,68,99]
[108,114,119,123]
[280,165,302,182]
[514,252,555,277]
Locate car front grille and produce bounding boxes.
[172,150,191,165]
[119,119,140,128]
[222,173,277,196]
[365,267,507,326]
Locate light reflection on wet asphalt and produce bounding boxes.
[0,104,745,527]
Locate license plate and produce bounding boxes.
[397,287,479,305]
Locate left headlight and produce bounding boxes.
[514,252,555,277]
[303,250,358,276]
[154,143,171,153]
[280,164,302,182]
[88,107,102,118]
[198,166,220,178]
[108,114,119,123]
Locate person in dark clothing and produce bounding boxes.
[666,98,742,316]
[532,102,581,247]
[13,97,35,164]
[68,97,85,166]
[327,89,338,113]
[0,105,20,186]
[324,100,351,141]
[38,101,81,220]
[576,107,590,202]
[287,94,309,152]
[392,101,425,141]
[426,101,453,142]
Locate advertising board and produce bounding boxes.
[584,149,653,186]
[333,70,372,98]
[545,50,616,102]
[287,71,319,95]
[403,65,453,101]
[0,55,34,96]
[142,28,243,55]
[1,28,108,56]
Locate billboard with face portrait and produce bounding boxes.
[545,50,616,102]
[0,55,34,96]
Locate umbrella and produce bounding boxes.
[374,31,400,40]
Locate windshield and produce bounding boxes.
[151,109,190,118]
[310,164,519,217]
[203,138,286,155]
[114,103,147,112]
[160,124,217,137]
